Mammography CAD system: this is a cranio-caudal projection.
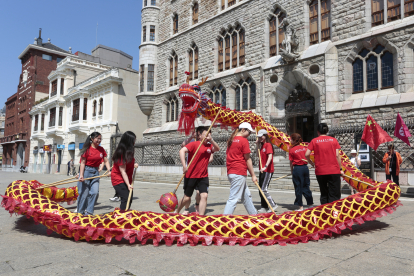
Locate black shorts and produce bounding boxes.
[183,177,209,197]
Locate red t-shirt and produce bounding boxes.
[81,146,107,167]
[307,136,341,175]
[260,143,274,173]
[185,141,212,178]
[226,136,251,176]
[289,145,308,166]
[111,158,135,186]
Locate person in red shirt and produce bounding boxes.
[111,131,139,210]
[176,126,220,215]
[289,133,314,211]
[77,132,111,215]
[223,122,258,215]
[256,129,277,213]
[305,123,344,204]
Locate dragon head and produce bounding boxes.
[178,77,209,135]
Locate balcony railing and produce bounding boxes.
[98,111,103,116]
[72,114,79,121]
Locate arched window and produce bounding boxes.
[192,2,198,25]
[99,98,103,115]
[166,96,179,122]
[188,44,198,80]
[169,52,178,86]
[309,0,330,45]
[93,100,97,116]
[173,13,178,34]
[352,46,394,93]
[269,8,286,57]
[218,25,245,72]
[210,85,226,107]
[235,78,256,111]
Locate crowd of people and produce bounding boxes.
[73,121,400,216]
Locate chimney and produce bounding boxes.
[37,28,43,46]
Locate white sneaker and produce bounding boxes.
[258,208,267,213]
[74,208,78,213]
[109,196,121,202]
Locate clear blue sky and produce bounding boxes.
[0,0,142,107]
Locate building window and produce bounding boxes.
[148,64,155,91]
[143,26,147,42]
[58,107,63,126]
[372,0,402,26]
[210,85,226,107]
[309,0,331,45]
[228,0,235,7]
[99,98,103,115]
[188,44,198,80]
[269,9,286,57]
[140,64,145,92]
[405,0,414,17]
[42,54,52,61]
[72,99,80,121]
[57,57,63,63]
[235,78,256,111]
[60,78,64,95]
[388,0,401,22]
[193,3,199,24]
[49,108,56,127]
[173,13,179,34]
[144,0,147,7]
[51,80,57,97]
[34,115,38,131]
[218,25,245,72]
[83,98,87,120]
[41,114,45,131]
[150,25,155,42]
[352,46,394,93]
[93,100,97,117]
[169,52,178,86]
[221,0,225,10]
[151,0,156,5]
[166,96,179,122]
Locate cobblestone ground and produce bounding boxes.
[0,172,413,276]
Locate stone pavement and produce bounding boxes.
[0,172,413,276]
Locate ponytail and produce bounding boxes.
[79,131,101,156]
[227,129,239,148]
[317,123,329,135]
[290,133,303,148]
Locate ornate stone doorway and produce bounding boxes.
[285,84,317,142]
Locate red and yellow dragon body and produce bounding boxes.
[1,83,401,246]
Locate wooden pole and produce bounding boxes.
[341,174,375,187]
[254,181,275,213]
[41,176,78,187]
[256,130,263,170]
[125,167,138,210]
[356,139,363,157]
[173,110,221,194]
[36,166,113,190]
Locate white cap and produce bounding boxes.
[257,129,268,137]
[238,122,254,132]
[351,149,357,154]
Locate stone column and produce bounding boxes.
[70,101,73,124]
[57,78,61,96]
[55,106,59,127]
[401,1,405,19]
[31,114,35,133]
[49,81,52,98]
[79,97,84,122]
[384,0,388,24]
[38,114,41,131]
[46,110,50,129]
[317,0,322,44]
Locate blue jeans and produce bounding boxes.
[77,166,100,215]
[223,174,257,215]
[292,165,314,206]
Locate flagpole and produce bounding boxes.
[356,139,362,157]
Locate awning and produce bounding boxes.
[0,141,15,145]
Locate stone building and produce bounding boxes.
[28,45,146,174]
[1,29,72,171]
[136,0,414,184]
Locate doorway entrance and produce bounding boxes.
[284,84,317,143]
[16,143,25,169]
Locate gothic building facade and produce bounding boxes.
[137,0,414,144]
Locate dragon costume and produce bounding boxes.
[1,82,401,246]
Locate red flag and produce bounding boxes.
[361,115,393,151]
[394,113,412,146]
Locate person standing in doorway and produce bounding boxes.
[256,129,277,213]
[223,122,258,215]
[289,133,314,211]
[67,159,73,176]
[349,149,361,194]
[383,145,402,186]
[305,123,344,205]
[77,132,111,215]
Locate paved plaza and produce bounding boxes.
[0,171,413,276]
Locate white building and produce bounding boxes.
[28,46,146,174]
